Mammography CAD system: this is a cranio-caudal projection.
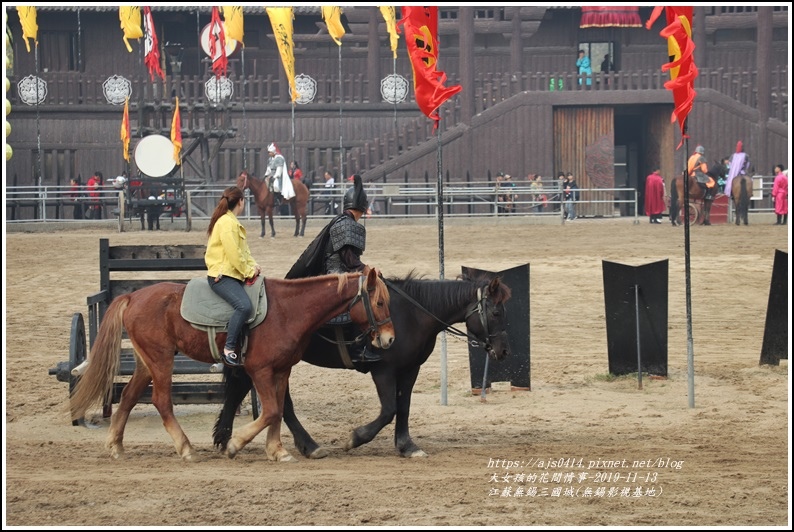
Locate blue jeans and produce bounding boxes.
[565,198,576,220]
[208,275,253,352]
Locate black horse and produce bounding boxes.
[213,272,513,458]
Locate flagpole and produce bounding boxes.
[241,47,248,169]
[35,42,43,220]
[436,122,448,406]
[338,44,344,184]
[682,120,694,409]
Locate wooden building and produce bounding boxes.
[5,6,790,218]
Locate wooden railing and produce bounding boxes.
[8,67,787,123]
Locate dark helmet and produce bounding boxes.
[343,174,368,212]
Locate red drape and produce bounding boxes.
[580,6,642,28]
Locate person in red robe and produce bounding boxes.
[645,168,666,224]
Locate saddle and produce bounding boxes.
[180,276,268,363]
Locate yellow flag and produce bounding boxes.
[222,6,244,47]
[119,6,142,53]
[121,97,131,163]
[379,6,399,58]
[266,7,297,103]
[321,6,345,46]
[17,6,38,53]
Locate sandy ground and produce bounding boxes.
[3,214,791,527]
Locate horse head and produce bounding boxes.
[236,170,251,191]
[465,275,513,361]
[348,267,395,350]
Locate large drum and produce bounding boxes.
[134,134,176,178]
[200,23,238,62]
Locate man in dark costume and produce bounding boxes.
[286,174,381,364]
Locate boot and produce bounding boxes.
[776,215,781,225]
[222,349,244,367]
[352,345,382,364]
[784,215,788,225]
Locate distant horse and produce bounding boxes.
[237,170,310,238]
[213,272,513,459]
[730,173,753,225]
[669,167,720,226]
[69,269,394,462]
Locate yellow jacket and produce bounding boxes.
[205,211,257,281]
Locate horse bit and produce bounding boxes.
[346,275,392,347]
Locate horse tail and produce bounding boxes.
[213,366,253,451]
[69,295,128,421]
[739,176,750,212]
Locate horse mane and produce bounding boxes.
[385,269,510,314]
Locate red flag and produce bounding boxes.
[646,7,698,149]
[398,6,462,130]
[171,97,182,166]
[143,7,165,82]
[209,7,228,79]
[121,97,131,162]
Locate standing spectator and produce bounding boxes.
[322,169,338,215]
[503,174,516,213]
[495,172,507,214]
[600,53,613,73]
[725,140,750,198]
[772,164,787,225]
[576,50,592,86]
[716,157,730,194]
[563,172,579,221]
[68,177,85,220]
[644,167,666,224]
[529,174,546,213]
[86,171,103,219]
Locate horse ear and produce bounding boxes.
[487,276,501,295]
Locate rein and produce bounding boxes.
[383,278,495,352]
[317,275,392,347]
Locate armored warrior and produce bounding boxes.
[285,174,381,364]
[264,142,295,201]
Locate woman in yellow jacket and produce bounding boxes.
[205,186,262,366]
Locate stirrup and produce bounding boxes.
[352,347,382,364]
[222,350,243,367]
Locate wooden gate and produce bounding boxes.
[554,107,615,217]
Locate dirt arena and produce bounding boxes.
[3,215,791,527]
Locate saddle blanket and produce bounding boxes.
[180,275,268,329]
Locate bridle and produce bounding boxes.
[344,275,392,348]
[384,279,500,355]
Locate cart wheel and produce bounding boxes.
[185,192,192,232]
[117,190,126,233]
[69,313,87,426]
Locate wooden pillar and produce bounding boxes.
[510,11,522,75]
[693,6,707,69]
[756,7,772,174]
[367,7,381,104]
[458,7,475,124]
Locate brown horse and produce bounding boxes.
[730,173,753,225]
[237,170,310,239]
[669,171,717,226]
[69,269,394,462]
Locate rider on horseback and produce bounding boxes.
[285,174,381,364]
[264,142,295,206]
[688,145,716,201]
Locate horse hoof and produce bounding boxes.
[308,448,329,459]
[226,442,240,459]
[108,445,125,460]
[278,453,297,462]
[343,437,356,451]
[182,452,199,462]
[406,449,428,458]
